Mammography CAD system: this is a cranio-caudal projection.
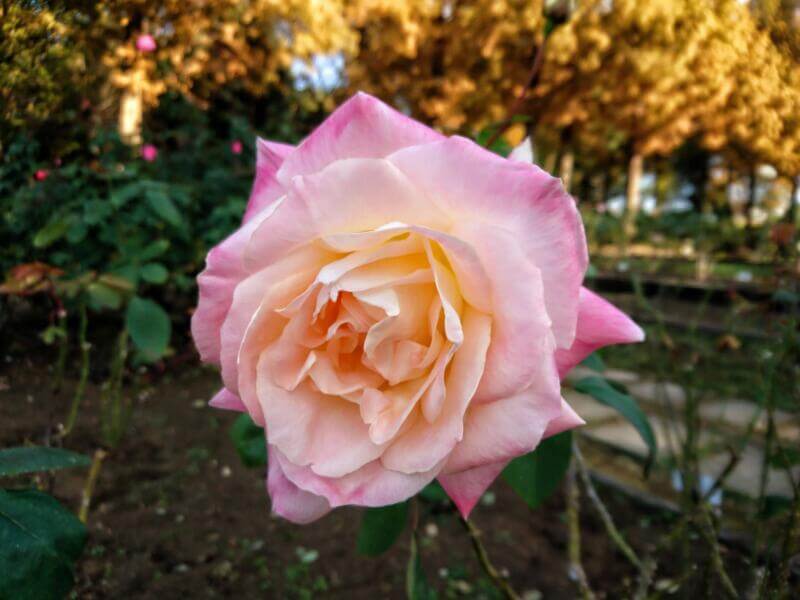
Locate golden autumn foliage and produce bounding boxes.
[85,0,358,109]
[4,0,800,189]
[345,0,546,131]
[0,4,86,138]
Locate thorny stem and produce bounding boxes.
[51,311,69,394]
[573,442,650,573]
[79,448,107,523]
[460,518,521,600]
[772,484,800,598]
[61,300,90,438]
[565,464,595,600]
[695,507,738,599]
[102,328,129,447]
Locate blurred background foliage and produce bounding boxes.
[3,0,799,364]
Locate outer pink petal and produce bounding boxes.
[554,287,645,379]
[542,398,586,439]
[453,222,554,403]
[443,354,563,474]
[276,92,443,187]
[274,446,442,508]
[191,212,269,365]
[242,139,294,223]
[267,445,331,524]
[438,461,507,519]
[388,136,588,349]
[209,388,246,412]
[244,157,455,274]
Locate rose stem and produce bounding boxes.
[573,439,656,599]
[460,517,522,600]
[566,463,595,599]
[79,448,107,523]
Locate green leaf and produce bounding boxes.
[87,281,122,310]
[574,376,657,468]
[0,488,87,600]
[503,431,572,509]
[146,189,182,227]
[229,414,266,468]
[0,447,90,478]
[140,263,169,284]
[126,296,170,362]
[357,502,408,556]
[406,534,436,600]
[33,218,70,248]
[110,182,142,208]
[139,239,170,261]
[419,481,448,503]
[580,352,605,373]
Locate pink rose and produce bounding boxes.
[192,93,643,523]
[136,34,157,53]
[141,144,158,162]
[230,140,243,155]
[34,169,49,181]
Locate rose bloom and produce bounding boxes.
[141,144,158,162]
[136,34,157,53]
[231,140,244,155]
[192,93,643,523]
[34,169,49,182]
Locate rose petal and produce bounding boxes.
[438,460,508,519]
[267,445,330,524]
[443,356,563,474]
[209,388,246,412]
[243,139,294,223]
[276,92,443,186]
[453,222,553,403]
[389,136,588,349]
[274,446,442,508]
[244,159,449,273]
[554,287,645,379]
[542,398,586,439]
[220,244,333,398]
[381,307,492,474]
[258,357,384,477]
[191,209,276,365]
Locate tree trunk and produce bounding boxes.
[789,175,799,225]
[624,152,644,238]
[747,166,758,226]
[559,150,575,194]
[543,152,557,175]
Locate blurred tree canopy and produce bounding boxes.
[2,0,799,225]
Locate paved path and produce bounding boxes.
[565,366,800,500]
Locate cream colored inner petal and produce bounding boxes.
[253,225,489,475]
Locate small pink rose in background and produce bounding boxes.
[192,92,644,524]
[34,169,49,182]
[54,158,62,167]
[141,144,158,162]
[230,140,243,155]
[136,34,157,53]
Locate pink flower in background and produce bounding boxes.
[34,169,49,181]
[141,144,158,162]
[192,92,644,524]
[230,140,243,155]
[136,34,157,53]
